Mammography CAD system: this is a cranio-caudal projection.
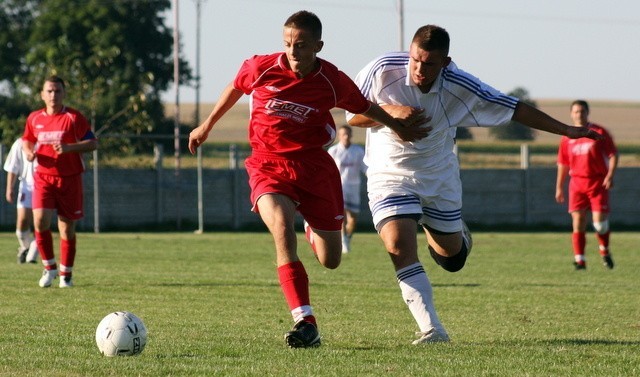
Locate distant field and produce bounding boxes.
[166,99,640,144]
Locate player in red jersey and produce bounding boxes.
[189,10,427,348]
[556,100,618,270]
[22,76,98,288]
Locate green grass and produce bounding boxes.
[1,231,639,376]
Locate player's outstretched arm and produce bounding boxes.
[189,84,243,154]
[349,102,431,142]
[513,102,602,140]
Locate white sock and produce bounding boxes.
[26,240,39,262]
[396,262,446,333]
[16,230,34,251]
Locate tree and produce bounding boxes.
[489,87,536,141]
[2,0,191,155]
[0,0,39,145]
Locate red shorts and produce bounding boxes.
[245,151,344,231]
[568,176,609,213]
[33,173,84,220]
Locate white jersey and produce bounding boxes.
[346,53,518,175]
[327,143,366,186]
[3,138,35,192]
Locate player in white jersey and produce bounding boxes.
[346,25,601,344]
[327,125,366,253]
[4,138,39,264]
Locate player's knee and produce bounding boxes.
[429,242,469,273]
[593,220,609,234]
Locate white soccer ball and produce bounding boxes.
[95,311,148,357]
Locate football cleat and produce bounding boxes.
[285,320,321,348]
[59,275,74,288]
[602,254,614,269]
[38,269,58,288]
[17,248,28,264]
[573,261,586,270]
[412,328,450,344]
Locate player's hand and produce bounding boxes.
[555,188,564,204]
[188,126,210,155]
[565,126,603,140]
[52,142,66,155]
[391,121,432,142]
[5,189,14,204]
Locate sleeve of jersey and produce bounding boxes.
[344,62,377,122]
[3,140,21,174]
[443,66,518,127]
[74,112,96,141]
[601,129,618,156]
[233,57,259,95]
[335,71,370,115]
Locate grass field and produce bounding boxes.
[1,231,639,376]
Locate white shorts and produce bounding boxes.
[368,157,462,233]
[342,183,361,214]
[16,183,34,210]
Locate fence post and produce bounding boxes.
[521,144,530,224]
[154,144,164,224]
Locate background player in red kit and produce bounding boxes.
[556,100,618,270]
[189,10,427,348]
[22,76,98,288]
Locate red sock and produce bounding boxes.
[596,231,610,255]
[60,238,76,277]
[35,230,57,270]
[277,261,316,325]
[572,232,586,263]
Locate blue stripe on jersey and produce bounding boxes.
[442,68,518,109]
[396,264,425,282]
[371,195,421,215]
[360,54,408,98]
[422,207,462,222]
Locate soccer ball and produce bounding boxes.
[95,311,148,357]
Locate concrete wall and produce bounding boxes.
[2,166,638,231]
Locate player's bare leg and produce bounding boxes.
[341,209,358,253]
[15,207,35,264]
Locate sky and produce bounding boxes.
[163,0,640,104]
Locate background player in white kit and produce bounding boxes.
[4,137,39,264]
[327,125,366,253]
[347,24,601,344]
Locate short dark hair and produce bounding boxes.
[412,25,450,55]
[45,75,66,89]
[571,99,589,113]
[284,10,322,40]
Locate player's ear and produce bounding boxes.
[443,56,452,67]
[315,41,324,53]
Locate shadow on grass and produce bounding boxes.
[432,283,481,288]
[543,338,640,346]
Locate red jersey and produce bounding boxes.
[557,123,617,179]
[23,107,95,177]
[233,53,370,154]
